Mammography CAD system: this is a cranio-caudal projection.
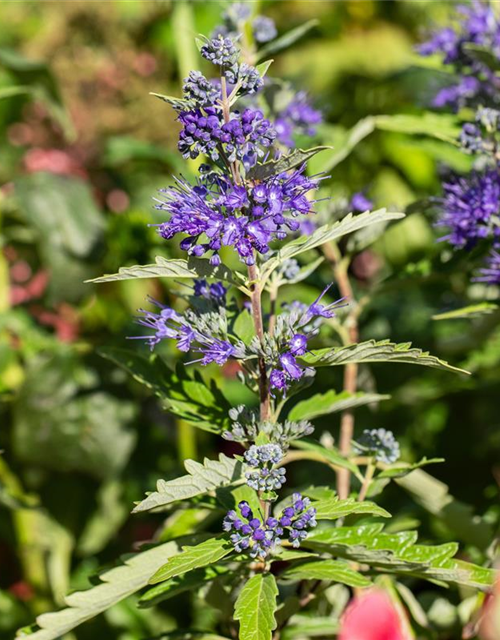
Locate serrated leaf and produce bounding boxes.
[289,390,390,421]
[16,538,187,640]
[291,439,360,475]
[150,91,193,111]
[247,146,331,181]
[256,19,319,60]
[149,538,232,585]
[99,349,231,433]
[432,302,498,320]
[260,210,405,284]
[282,559,371,587]
[302,525,496,591]
[86,255,243,287]
[138,565,229,608]
[133,454,243,513]
[313,497,391,520]
[234,573,278,640]
[301,339,469,375]
[378,458,443,479]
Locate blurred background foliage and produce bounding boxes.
[0,1,498,639]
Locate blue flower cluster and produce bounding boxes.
[436,170,500,249]
[154,166,319,266]
[275,91,322,148]
[244,444,286,491]
[131,284,246,366]
[212,3,277,45]
[267,285,345,393]
[178,107,275,167]
[476,246,500,284]
[223,494,317,559]
[353,428,400,464]
[419,1,500,110]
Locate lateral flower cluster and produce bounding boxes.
[419,0,500,110]
[250,285,345,394]
[154,166,319,266]
[223,494,317,559]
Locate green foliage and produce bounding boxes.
[234,574,278,640]
[302,339,469,374]
[260,209,405,284]
[288,390,390,421]
[282,559,371,588]
[133,455,244,513]
[247,146,331,181]
[149,538,232,585]
[101,348,231,433]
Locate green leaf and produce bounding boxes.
[260,210,405,284]
[432,302,498,320]
[16,538,186,640]
[282,559,371,588]
[233,310,255,344]
[247,146,331,181]
[86,255,242,288]
[303,525,495,590]
[12,352,136,481]
[396,469,494,550]
[14,172,105,301]
[234,573,278,640]
[301,339,469,375]
[289,390,390,421]
[255,59,274,78]
[0,48,74,137]
[138,565,229,608]
[133,454,243,513]
[462,42,500,71]
[310,113,461,173]
[256,19,319,60]
[149,538,232,585]
[281,617,339,639]
[150,91,193,111]
[377,458,443,480]
[292,439,361,475]
[313,497,390,520]
[100,349,231,433]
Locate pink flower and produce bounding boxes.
[338,589,411,640]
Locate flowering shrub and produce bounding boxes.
[18,5,497,640]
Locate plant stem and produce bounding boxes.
[322,242,359,500]
[247,262,270,421]
[358,461,376,502]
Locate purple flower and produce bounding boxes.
[436,169,500,248]
[253,16,277,43]
[350,192,373,213]
[279,353,303,379]
[289,333,308,356]
[182,71,220,107]
[155,166,319,265]
[223,494,316,559]
[475,246,500,284]
[275,92,322,148]
[299,284,346,326]
[178,107,275,167]
[196,338,236,365]
[200,35,239,67]
[269,369,286,390]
